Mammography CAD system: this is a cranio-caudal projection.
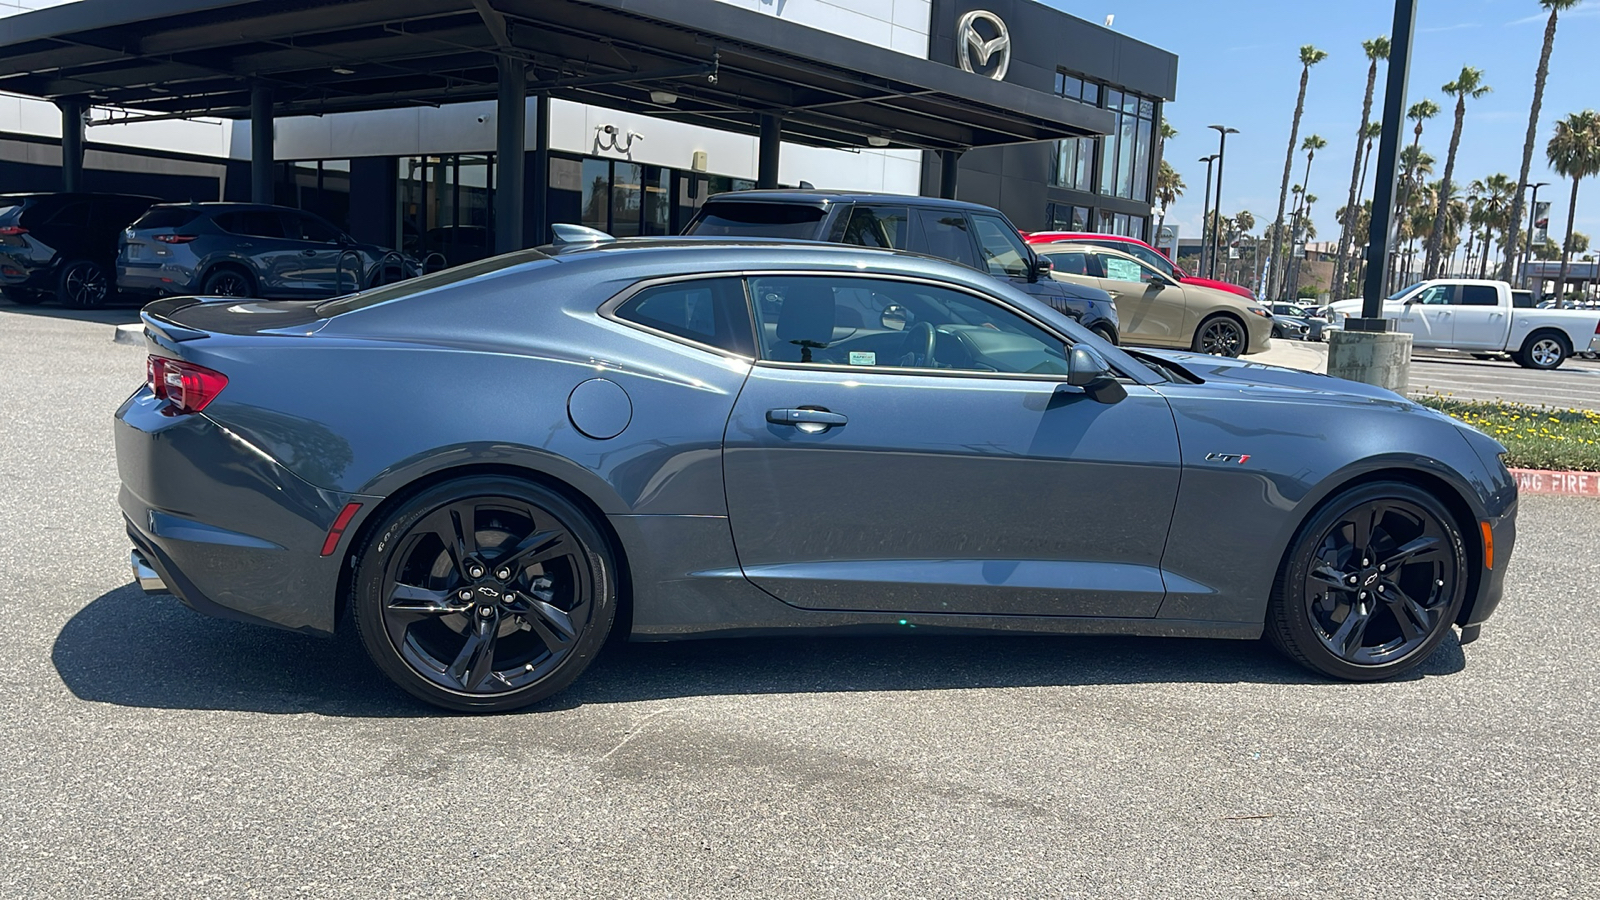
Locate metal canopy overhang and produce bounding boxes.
[0,0,1113,151]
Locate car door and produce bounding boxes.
[1094,252,1187,346]
[1452,284,1506,349]
[214,211,295,295]
[1396,283,1455,346]
[723,271,1182,618]
[280,212,347,296]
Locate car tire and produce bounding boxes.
[1091,325,1118,346]
[201,266,255,299]
[1266,481,1468,682]
[0,288,46,306]
[1516,331,1569,370]
[56,259,110,308]
[351,476,617,712]
[1191,314,1246,357]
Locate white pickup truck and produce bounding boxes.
[1326,279,1600,369]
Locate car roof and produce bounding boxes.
[700,189,1001,215]
[1030,232,1152,246]
[1033,241,1142,263]
[0,191,160,204]
[144,202,309,214]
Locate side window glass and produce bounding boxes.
[1128,244,1174,277]
[1102,256,1143,283]
[1043,251,1088,275]
[841,206,911,249]
[1460,285,1499,306]
[746,275,1069,376]
[613,278,754,357]
[294,215,342,243]
[219,212,284,238]
[1417,286,1453,305]
[970,214,1032,278]
[913,209,979,269]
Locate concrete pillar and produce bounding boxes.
[530,93,549,246]
[57,99,85,192]
[494,56,527,254]
[1327,330,1414,392]
[939,149,962,199]
[757,115,781,189]
[249,85,274,204]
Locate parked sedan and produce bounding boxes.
[0,192,159,307]
[1270,304,1325,342]
[1036,243,1272,356]
[118,239,1515,712]
[1024,231,1256,299]
[118,202,416,300]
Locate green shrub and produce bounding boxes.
[1416,395,1600,471]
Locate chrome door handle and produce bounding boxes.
[302,249,318,256]
[767,408,847,433]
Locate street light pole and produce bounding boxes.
[1207,125,1239,279]
[1198,154,1219,277]
[1522,181,1549,290]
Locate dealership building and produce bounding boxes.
[0,0,1177,263]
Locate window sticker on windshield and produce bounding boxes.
[848,351,876,366]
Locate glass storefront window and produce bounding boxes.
[580,158,610,233]
[1056,70,1159,206]
[399,154,494,266]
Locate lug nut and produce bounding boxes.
[1358,591,1367,600]
[468,565,485,579]
[479,606,494,617]
[1379,564,1387,572]
[495,568,512,580]
[1348,575,1359,585]
[1377,585,1385,593]
[458,589,472,601]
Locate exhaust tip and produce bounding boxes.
[130,549,169,594]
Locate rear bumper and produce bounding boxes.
[117,261,199,297]
[115,388,369,634]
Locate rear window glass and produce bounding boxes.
[1460,285,1499,306]
[1511,290,1534,309]
[133,208,202,229]
[685,202,826,239]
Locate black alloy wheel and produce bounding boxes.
[353,477,615,712]
[1193,315,1245,357]
[57,260,109,308]
[1268,482,1467,681]
[202,268,253,298]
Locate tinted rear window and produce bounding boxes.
[133,208,202,229]
[1460,285,1499,306]
[685,202,827,239]
[1511,290,1535,309]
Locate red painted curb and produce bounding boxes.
[1510,468,1600,498]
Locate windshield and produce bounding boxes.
[1387,283,1423,301]
[684,202,827,239]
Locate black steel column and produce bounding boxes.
[249,85,274,204]
[939,149,962,199]
[530,93,550,246]
[494,56,527,253]
[57,99,84,192]
[1357,0,1417,328]
[757,115,782,189]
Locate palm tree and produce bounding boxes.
[1500,0,1584,281]
[1154,160,1185,244]
[1471,173,1516,277]
[1289,135,1326,256]
[1547,110,1600,298]
[1333,36,1390,299]
[1268,44,1329,301]
[1424,67,1491,278]
[1348,122,1384,293]
[1391,99,1439,287]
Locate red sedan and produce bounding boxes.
[1025,232,1254,299]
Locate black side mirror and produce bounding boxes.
[1030,254,1053,282]
[1066,345,1127,404]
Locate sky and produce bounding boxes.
[1043,0,1600,254]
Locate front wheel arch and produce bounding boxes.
[335,462,633,642]
[1274,467,1485,631]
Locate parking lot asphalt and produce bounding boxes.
[3,309,1598,898]
[1409,352,1600,410]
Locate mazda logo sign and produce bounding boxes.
[956,10,1010,81]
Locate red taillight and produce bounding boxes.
[0,225,26,236]
[1594,320,1599,335]
[147,355,228,415]
[153,234,197,244]
[320,502,362,557]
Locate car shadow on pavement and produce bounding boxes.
[1,296,141,324]
[53,585,1467,718]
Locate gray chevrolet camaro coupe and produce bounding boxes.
[116,239,1517,712]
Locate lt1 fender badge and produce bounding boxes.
[1205,453,1252,464]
